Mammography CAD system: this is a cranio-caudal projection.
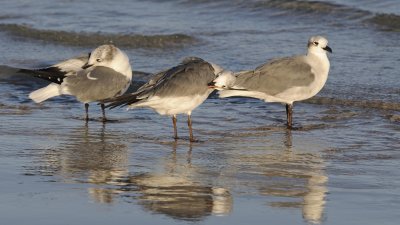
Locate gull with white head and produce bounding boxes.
[209,36,332,128]
[26,44,133,122]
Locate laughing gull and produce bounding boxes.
[209,36,332,128]
[26,44,133,122]
[103,57,223,142]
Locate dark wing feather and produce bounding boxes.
[102,67,184,109]
[18,54,89,84]
[19,67,67,84]
[102,92,140,109]
[103,57,216,108]
[147,59,215,98]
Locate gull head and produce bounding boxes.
[208,70,236,90]
[307,36,332,54]
[82,44,119,69]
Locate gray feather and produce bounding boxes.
[64,66,130,102]
[139,58,215,99]
[235,56,315,95]
[104,57,216,108]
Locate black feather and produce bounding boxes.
[19,67,67,84]
[101,93,141,109]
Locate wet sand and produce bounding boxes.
[1,87,399,224]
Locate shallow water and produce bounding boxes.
[0,0,400,224]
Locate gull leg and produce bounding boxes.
[286,104,293,129]
[101,103,107,122]
[172,115,178,140]
[187,113,195,142]
[85,103,89,122]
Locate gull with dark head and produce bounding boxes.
[209,36,332,128]
[26,44,132,122]
[103,57,224,142]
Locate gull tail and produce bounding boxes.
[29,83,62,103]
[101,93,142,109]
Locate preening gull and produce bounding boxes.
[25,44,133,122]
[103,57,224,142]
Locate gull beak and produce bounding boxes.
[323,45,333,53]
[82,63,93,69]
[208,81,216,89]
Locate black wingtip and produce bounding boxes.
[100,93,140,110]
[18,67,66,84]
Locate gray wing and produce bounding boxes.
[141,58,216,98]
[64,66,130,102]
[135,58,216,99]
[134,58,205,94]
[102,57,216,108]
[135,69,168,93]
[234,56,315,95]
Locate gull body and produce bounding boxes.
[210,36,332,128]
[26,44,132,121]
[104,57,223,141]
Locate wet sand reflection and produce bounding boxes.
[28,123,130,203]
[28,124,233,221]
[120,142,233,221]
[26,123,326,223]
[235,129,328,224]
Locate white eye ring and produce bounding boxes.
[313,41,319,46]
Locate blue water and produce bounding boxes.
[0,0,400,224]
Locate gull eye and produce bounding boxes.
[96,58,102,62]
[313,41,319,46]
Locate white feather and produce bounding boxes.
[29,83,62,103]
[218,90,289,103]
[129,94,211,116]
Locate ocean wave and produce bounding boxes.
[306,96,400,111]
[185,0,400,32]
[254,0,400,32]
[252,0,400,32]
[366,13,400,31]
[0,14,22,20]
[251,0,369,17]
[0,24,197,48]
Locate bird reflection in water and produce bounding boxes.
[34,122,130,204]
[122,142,233,221]
[77,124,129,204]
[33,123,232,220]
[31,122,327,223]
[261,129,328,224]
